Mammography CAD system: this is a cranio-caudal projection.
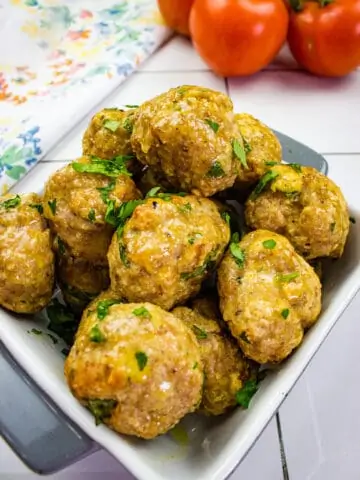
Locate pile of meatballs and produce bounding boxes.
[0,86,350,440]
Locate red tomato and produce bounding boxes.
[157,0,195,36]
[288,0,360,77]
[189,0,289,77]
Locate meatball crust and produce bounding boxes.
[0,193,54,313]
[108,195,230,310]
[131,85,242,197]
[82,108,140,174]
[234,113,282,188]
[56,255,110,314]
[172,298,252,416]
[245,165,350,260]
[43,156,141,264]
[217,230,322,364]
[65,301,203,439]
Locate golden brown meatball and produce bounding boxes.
[131,85,244,197]
[82,107,141,174]
[172,298,252,416]
[234,113,282,189]
[65,300,203,439]
[43,156,141,264]
[245,165,350,260]
[56,255,110,314]
[108,194,230,310]
[0,193,54,313]
[217,230,322,364]
[136,167,173,197]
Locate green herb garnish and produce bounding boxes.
[72,156,130,178]
[0,195,21,210]
[249,170,279,200]
[97,299,122,320]
[243,138,252,154]
[330,222,336,232]
[46,299,78,346]
[193,362,198,369]
[29,203,43,214]
[119,243,129,267]
[265,161,280,167]
[133,306,151,318]
[97,179,116,204]
[232,139,248,169]
[239,331,250,344]
[188,232,202,245]
[125,104,139,108]
[103,120,121,132]
[135,351,148,371]
[192,325,208,339]
[29,328,42,335]
[263,239,276,249]
[288,163,302,173]
[180,250,217,280]
[207,161,225,178]
[88,208,96,223]
[123,117,133,133]
[221,211,231,225]
[48,199,57,215]
[230,233,246,268]
[56,236,66,256]
[205,119,219,133]
[236,379,259,409]
[178,202,192,213]
[146,186,162,198]
[87,399,118,426]
[281,308,290,319]
[276,272,299,283]
[89,324,106,343]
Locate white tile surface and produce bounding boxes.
[229,71,360,154]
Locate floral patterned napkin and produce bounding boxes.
[0,0,170,193]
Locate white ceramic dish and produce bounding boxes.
[1,163,360,480]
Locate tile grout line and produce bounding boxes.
[276,412,290,480]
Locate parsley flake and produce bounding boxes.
[97,299,122,320]
[236,379,259,409]
[288,163,302,173]
[146,186,162,198]
[97,179,116,204]
[263,239,276,249]
[56,236,66,256]
[232,139,248,169]
[88,208,96,223]
[29,203,43,214]
[243,138,252,154]
[46,299,78,346]
[119,243,129,267]
[123,117,133,133]
[192,325,208,339]
[330,222,336,232]
[239,331,250,344]
[29,328,42,335]
[125,104,139,108]
[133,306,151,318]
[103,120,121,132]
[276,272,299,283]
[281,308,290,319]
[72,156,131,178]
[230,233,246,268]
[135,351,148,371]
[48,199,57,215]
[87,399,117,426]
[221,211,231,225]
[0,195,21,210]
[89,324,106,343]
[180,250,217,280]
[207,161,225,178]
[249,170,279,200]
[205,119,219,133]
[178,202,192,213]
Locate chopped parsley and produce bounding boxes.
[72,156,131,178]
[97,179,116,203]
[193,362,198,369]
[243,138,252,154]
[29,328,42,335]
[188,232,202,245]
[207,161,225,178]
[265,161,280,167]
[87,399,117,426]
[330,222,336,232]
[125,104,139,108]
[97,299,122,320]
[135,351,148,371]
[88,208,96,223]
[236,379,259,409]
[89,324,106,343]
[288,163,302,173]
[117,199,143,224]
[133,306,151,318]
[103,120,121,132]
[281,308,290,319]
[249,170,279,200]
[221,211,231,225]
[263,239,276,249]
[146,186,162,198]
[29,203,43,214]
[0,195,21,210]
[350,216,356,224]
[276,272,299,283]
[178,202,192,213]
[239,331,250,344]
[180,250,217,280]
[123,117,133,133]
[232,139,248,169]
[192,325,208,339]
[46,299,78,346]
[230,233,246,268]
[48,199,57,215]
[119,243,129,267]
[205,118,219,133]
[56,236,66,256]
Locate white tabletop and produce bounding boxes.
[1,35,360,480]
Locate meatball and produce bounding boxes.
[43,156,141,264]
[234,113,282,189]
[136,167,173,197]
[131,85,243,197]
[172,298,252,416]
[82,107,140,174]
[0,193,54,313]
[108,194,230,310]
[64,301,203,439]
[245,165,350,260]
[217,230,322,364]
[56,255,110,314]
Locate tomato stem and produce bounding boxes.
[288,0,303,12]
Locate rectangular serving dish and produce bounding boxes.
[1,157,360,480]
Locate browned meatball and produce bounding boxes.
[65,300,203,439]
[172,298,252,416]
[218,230,322,364]
[43,156,141,264]
[108,194,230,310]
[131,85,244,197]
[0,193,54,313]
